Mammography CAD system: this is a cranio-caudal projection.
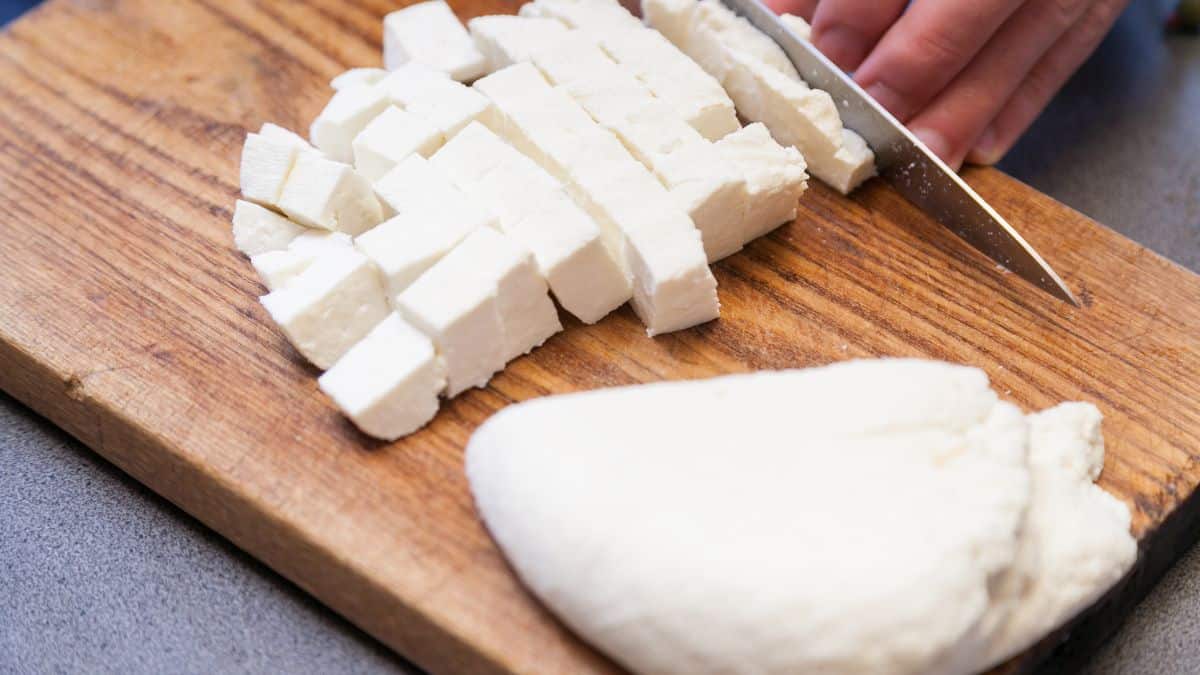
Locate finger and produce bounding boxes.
[808,0,906,71]
[967,0,1130,165]
[764,0,819,20]
[853,0,1026,122]
[903,0,1102,168]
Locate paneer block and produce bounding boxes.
[383,1,488,82]
[396,231,505,396]
[431,122,630,323]
[826,129,878,195]
[331,68,389,91]
[593,27,740,142]
[250,231,353,291]
[468,15,571,70]
[780,12,812,41]
[259,123,319,152]
[375,64,497,137]
[525,0,642,32]
[690,0,800,80]
[473,228,563,363]
[231,199,308,257]
[372,154,499,229]
[640,0,692,46]
[354,206,494,299]
[260,248,390,369]
[532,42,746,262]
[351,106,444,182]
[317,313,446,440]
[715,123,808,244]
[309,84,391,163]
[240,126,311,208]
[623,207,721,336]
[277,155,383,235]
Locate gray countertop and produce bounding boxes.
[2,2,1198,673]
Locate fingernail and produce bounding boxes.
[864,81,905,120]
[911,126,952,164]
[969,126,1001,165]
[813,24,863,71]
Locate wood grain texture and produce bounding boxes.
[0,1,1197,673]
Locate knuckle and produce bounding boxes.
[1046,0,1091,30]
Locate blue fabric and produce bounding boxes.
[1,0,38,25]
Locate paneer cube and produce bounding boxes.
[354,208,494,299]
[375,63,497,137]
[239,125,313,208]
[331,68,389,91]
[468,15,571,70]
[383,1,488,82]
[318,313,446,440]
[352,106,444,182]
[260,248,390,369]
[714,123,808,243]
[309,84,392,163]
[250,231,353,291]
[277,155,383,235]
[232,199,308,257]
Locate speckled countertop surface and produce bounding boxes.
[1,1,1197,673]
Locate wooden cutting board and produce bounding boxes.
[1,1,1197,672]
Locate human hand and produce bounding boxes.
[764,0,1131,169]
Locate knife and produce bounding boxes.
[717,0,1079,305]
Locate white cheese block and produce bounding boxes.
[309,84,392,163]
[231,199,308,257]
[354,207,495,300]
[330,67,389,91]
[690,0,801,80]
[532,42,746,262]
[431,122,630,323]
[277,154,383,235]
[471,228,563,363]
[396,230,505,396]
[259,123,319,152]
[239,128,308,208]
[524,0,642,32]
[351,106,445,182]
[639,0,693,47]
[371,154,499,230]
[978,402,1136,669]
[714,123,808,244]
[317,313,446,440]
[592,27,740,142]
[375,63,497,137]
[250,231,352,291]
[468,15,571,70]
[260,247,390,369]
[826,128,878,195]
[475,63,718,334]
[780,13,812,41]
[464,360,1045,675]
[382,1,488,82]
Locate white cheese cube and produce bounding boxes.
[431,122,629,324]
[593,27,739,142]
[260,248,390,369]
[351,106,445,182]
[240,132,300,208]
[277,155,383,235]
[526,0,642,32]
[825,129,878,195]
[259,123,318,152]
[331,67,389,91]
[518,2,547,18]
[623,206,721,336]
[651,140,747,262]
[780,13,813,41]
[468,15,571,70]
[231,199,308,257]
[354,208,493,299]
[250,231,353,291]
[371,154,499,229]
[690,0,801,80]
[475,228,563,363]
[375,63,497,137]
[317,313,446,440]
[640,0,693,46]
[382,1,488,82]
[310,85,391,164]
[397,232,505,396]
[715,123,809,243]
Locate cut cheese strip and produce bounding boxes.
[472,228,563,363]
[251,231,353,291]
[260,247,390,369]
[431,122,630,323]
[371,154,499,225]
[375,64,497,137]
[382,0,488,82]
[318,313,446,441]
[239,124,314,209]
[232,199,308,257]
[309,84,391,164]
[532,42,747,262]
[330,68,389,91]
[714,123,808,244]
[475,63,718,334]
[644,0,876,193]
[468,15,570,70]
[523,0,641,31]
[277,154,383,235]
[351,106,444,182]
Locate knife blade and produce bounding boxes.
[717,0,1079,305]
